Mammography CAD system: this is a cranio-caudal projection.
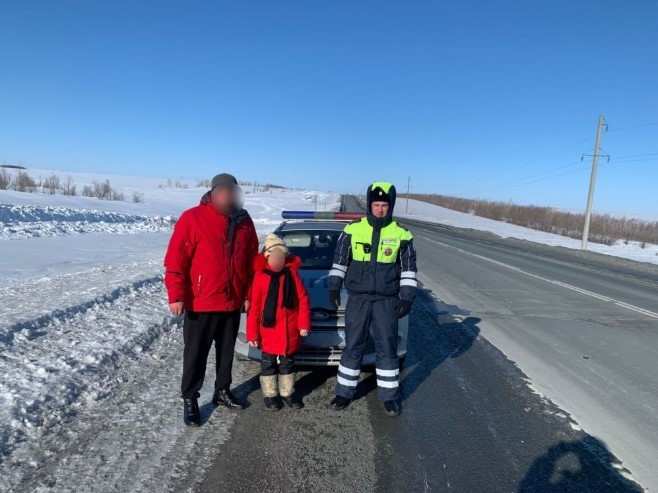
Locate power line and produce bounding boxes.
[609,152,658,161]
[607,122,658,133]
[474,132,656,195]
[608,157,658,166]
[503,161,584,189]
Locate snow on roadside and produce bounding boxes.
[0,274,260,493]
[1,186,340,239]
[0,276,166,459]
[0,204,174,240]
[0,184,339,492]
[399,198,658,266]
[0,167,341,219]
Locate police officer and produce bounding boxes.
[328,181,417,417]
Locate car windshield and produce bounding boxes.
[280,229,341,270]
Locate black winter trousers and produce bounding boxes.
[260,352,295,376]
[181,310,241,399]
[336,294,400,401]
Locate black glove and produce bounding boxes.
[329,289,341,309]
[396,299,413,319]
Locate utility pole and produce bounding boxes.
[581,114,607,250]
[405,176,411,214]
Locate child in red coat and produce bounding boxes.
[247,234,311,410]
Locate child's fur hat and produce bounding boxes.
[263,233,289,257]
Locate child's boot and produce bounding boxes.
[260,375,281,411]
[279,373,303,409]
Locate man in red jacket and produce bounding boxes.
[164,173,259,426]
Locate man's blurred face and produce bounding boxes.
[211,185,242,212]
[371,201,389,218]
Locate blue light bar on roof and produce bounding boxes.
[282,211,364,220]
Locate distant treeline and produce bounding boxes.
[195,179,285,192]
[401,193,658,247]
[0,169,142,202]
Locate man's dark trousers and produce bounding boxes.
[181,310,241,398]
[335,294,400,401]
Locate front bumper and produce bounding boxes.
[235,315,408,367]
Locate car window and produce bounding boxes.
[280,230,341,269]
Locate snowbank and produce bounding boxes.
[399,198,658,265]
[0,204,174,240]
[1,177,340,240]
[0,176,339,490]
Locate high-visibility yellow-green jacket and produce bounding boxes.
[328,182,418,300]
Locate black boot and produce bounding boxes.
[281,395,303,409]
[264,396,282,411]
[384,399,401,417]
[212,389,244,410]
[329,396,351,411]
[183,398,201,426]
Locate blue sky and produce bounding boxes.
[1,1,657,218]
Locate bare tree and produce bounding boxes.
[0,169,10,190]
[42,174,61,195]
[79,180,125,201]
[62,176,77,196]
[13,171,37,192]
[132,191,144,203]
[92,180,112,200]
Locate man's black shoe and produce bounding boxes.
[212,389,244,409]
[281,395,304,409]
[183,398,201,426]
[329,396,351,411]
[383,399,401,417]
[264,396,282,411]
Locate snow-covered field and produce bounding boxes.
[399,198,658,266]
[0,169,339,492]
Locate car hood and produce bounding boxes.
[299,269,349,327]
[299,269,344,308]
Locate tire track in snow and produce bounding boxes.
[2,322,258,493]
[0,270,260,493]
[0,278,173,476]
[1,276,163,346]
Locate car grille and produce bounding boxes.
[311,307,345,331]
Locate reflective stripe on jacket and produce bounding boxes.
[329,217,418,298]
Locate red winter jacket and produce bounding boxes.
[246,254,311,356]
[164,194,259,312]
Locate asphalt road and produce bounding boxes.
[198,196,657,493]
